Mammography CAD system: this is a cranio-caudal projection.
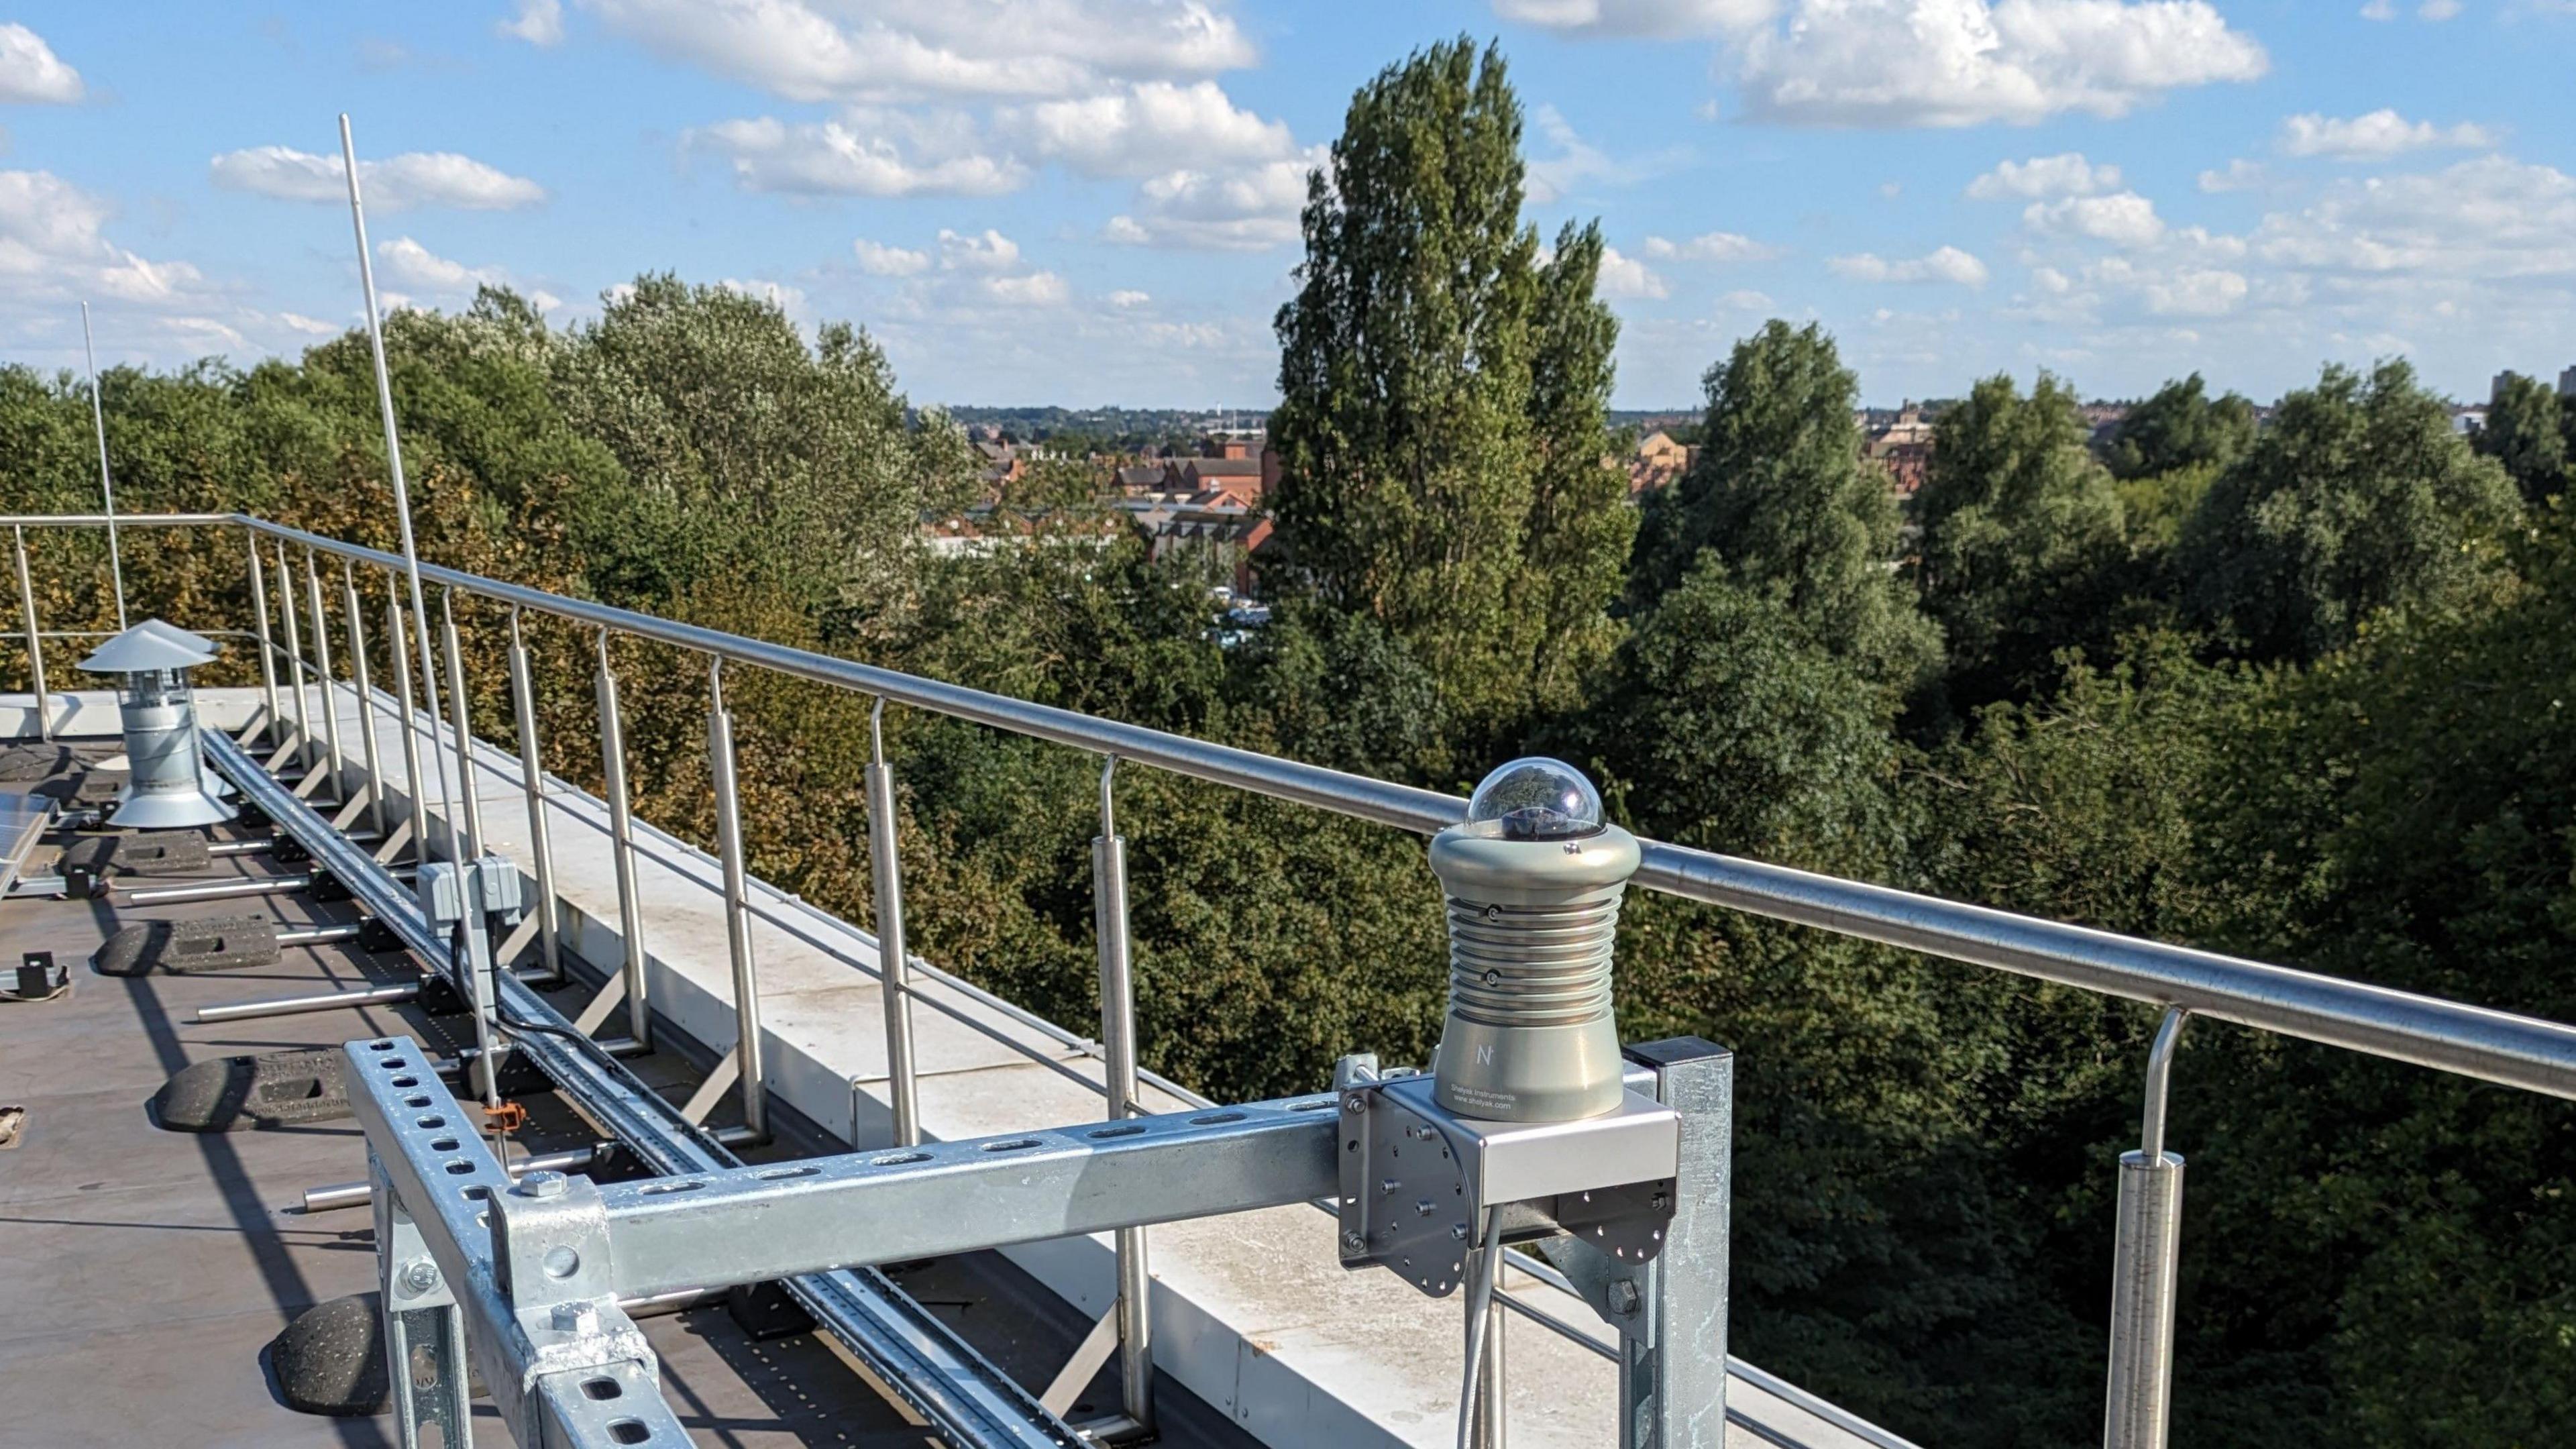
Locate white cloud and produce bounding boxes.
[938,228,1020,271]
[0,167,211,319]
[1108,289,1152,307]
[278,312,343,337]
[1104,154,1313,251]
[1597,246,1670,299]
[686,113,1021,196]
[497,0,566,45]
[1967,152,2121,199]
[1491,0,1778,36]
[2024,191,2165,247]
[2277,109,2497,160]
[2198,158,2264,193]
[1524,104,1673,203]
[0,23,83,103]
[2252,155,2576,279]
[717,276,806,312]
[1642,230,1781,262]
[583,0,1256,103]
[981,270,1070,306]
[2420,0,2463,15]
[210,146,547,210]
[1829,246,1990,285]
[376,236,506,292]
[2141,266,2248,315]
[1716,287,1776,310]
[852,238,931,275]
[1733,0,2269,128]
[1000,80,1292,178]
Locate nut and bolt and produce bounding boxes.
[1609,1279,1642,1316]
[1340,1230,1365,1252]
[550,1300,600,1334]
[519,1169,568,1199]
[398,1258,440,1296]
[1342,1095,1366,1116]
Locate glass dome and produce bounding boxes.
[1464,757,1604,841]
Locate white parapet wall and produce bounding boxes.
[9,682,1892,1449]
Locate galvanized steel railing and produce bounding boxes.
[13,510,2576,1449]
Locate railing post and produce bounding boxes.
[1620,1038,1732,1449]
[304,548,346,800]
[273,540,312,775]
[1091,755,1153,1435]
[867,698,922,1148]
[2105,1008,2190,1449]
[245,529,279,748]
[506,608,562,982]
[437,589,485,857]
[384,582,429,859]
[341,562,387,839]
[707,658,766,1142]
[595,627,650,1049]
[10,526,46,743]
[1471,1291,1507,1449]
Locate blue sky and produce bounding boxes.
[1,1,2571,408]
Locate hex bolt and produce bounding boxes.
[551,1300,599,1334]
[1609,1279,1642,1316]
[1340,1230,1365,1252]
[1450,1223,1468,1241]
[1380,1177,1398,1195]
[1415,1197,1436,1217]
[1342,1095,1366,1115]
[520,1170,568,1199]
[398,1258,439,1296]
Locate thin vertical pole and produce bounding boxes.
[342,112,471,1048]
[1091,755,1152,1432]
[78,302,126,632]
[274,541,312,775]
[506,608,561,982]
[708,659,765,1141]
[385,584,428,859]
[11,527,46,743]
[342,562,387,838]
[304,549,345,799]
[245,532,279,748]
[437,590,484,859]
[867,698,921,1147]
[1472,1293,1507,1449]
[2104,1009,2190,1449]
[595,628,649,1047]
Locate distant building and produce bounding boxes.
[1627,431,1695,494]
[2453,406,2489,437]
[1866,405,1936,497]
[2562,366,2576,400]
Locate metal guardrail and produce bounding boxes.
[19,510,2576,1449]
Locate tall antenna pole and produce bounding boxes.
[79,302,127,631]
[340,113,488,1103]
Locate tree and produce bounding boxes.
[2180,359,2519,663]
[2100,373,2257,481]
[1267,38,1629,736]
[2474,370,2568,504]
[1631,320,1939,693]
[1915,372,2128,711]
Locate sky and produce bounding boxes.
[1,1,2572,409]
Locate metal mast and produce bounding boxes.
[78,302,127,631]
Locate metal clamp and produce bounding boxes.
[1336,1057,1679,1299]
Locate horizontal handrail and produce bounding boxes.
[15,511,2576,1102]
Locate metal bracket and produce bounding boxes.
[1335,1057,1680,1301]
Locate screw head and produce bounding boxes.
[1450,1224,1468,1241]
[1340,1230,1364,1252]
[550,1300,600,1334]
[1609,1280,1642,1316]
[398,1258,439,1296]
[519,1170,569,1199]
[1342,1094,1366,1115]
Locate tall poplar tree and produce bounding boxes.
[1267,38,1631,732]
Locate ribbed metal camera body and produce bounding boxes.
[1429,759,1640,1124]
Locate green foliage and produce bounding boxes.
[1631,320,1939,694]
[1916,372,2129,712]
[2475,370,2569,504]
[1267,38,1629,738]
[2100,373,2257,481]
[2180,359,2520,664]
